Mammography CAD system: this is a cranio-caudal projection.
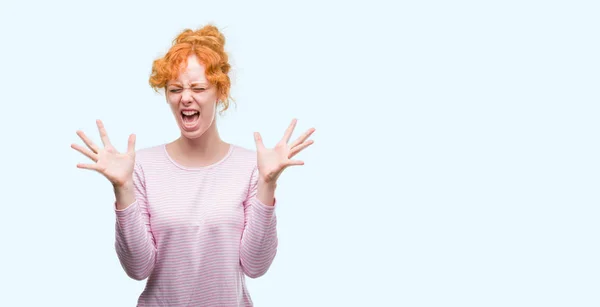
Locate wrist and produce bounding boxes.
[113,179,134,193]
[113,179,136,211]
[257,178,277,206]
[258,178,277,190]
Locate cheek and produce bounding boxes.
[196,96,217,112]
[167,94,179,105]
[200,103,216,120]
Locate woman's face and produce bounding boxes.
[166,55,219,140]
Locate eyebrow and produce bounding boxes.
[167,82,209,87]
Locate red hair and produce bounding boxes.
[149,24,233,112]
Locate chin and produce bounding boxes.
[179,126,208,139]
[178,118,214,138]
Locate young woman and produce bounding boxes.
[71,24,315,306]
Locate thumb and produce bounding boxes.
[127,134,136,154]
[254,132,265,150]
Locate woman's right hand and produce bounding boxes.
[71,119,136,188]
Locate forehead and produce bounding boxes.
[171,55,207,84]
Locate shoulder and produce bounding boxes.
[230,144,256,161]
[133,143,167,168]
[228,144,260,190]
[228,144,258,170]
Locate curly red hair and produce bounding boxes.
[149,24,233,112]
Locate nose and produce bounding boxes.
[180,88,193,105]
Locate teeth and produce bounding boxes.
[182,110,199,116]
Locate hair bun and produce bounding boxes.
[172,25,225,52]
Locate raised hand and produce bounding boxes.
[71,119,136,188]
[253,118,315,184]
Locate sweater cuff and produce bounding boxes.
[251,197,276,219]
[114,200,140,221]
[255,196,276,208]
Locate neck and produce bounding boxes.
[175,119,227,159]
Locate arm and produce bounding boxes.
[239,166,279,279]
[113,161,157,281]
[242,118,315,277]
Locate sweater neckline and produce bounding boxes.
[162,143,235,171]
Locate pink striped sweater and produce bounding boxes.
[114,143,278,307]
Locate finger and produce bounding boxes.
[127,134,136,154]
[71,143,98,162]
[96,119,112,147]
[254,132,265,150]
[290,127,315,148]
[281,118,297,144]
[76,130,100,153]
[286,159,304,166]
[76,163,101,171]
[289,140,314,158]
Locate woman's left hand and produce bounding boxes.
[254,118,315,185]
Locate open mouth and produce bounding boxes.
[181,110,200,129]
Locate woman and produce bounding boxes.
[71,24,315,306]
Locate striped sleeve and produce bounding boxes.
[239,166,279,278]
[114,161,158,281]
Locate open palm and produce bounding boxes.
[71,119,136,187]
[254,119,315,184]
